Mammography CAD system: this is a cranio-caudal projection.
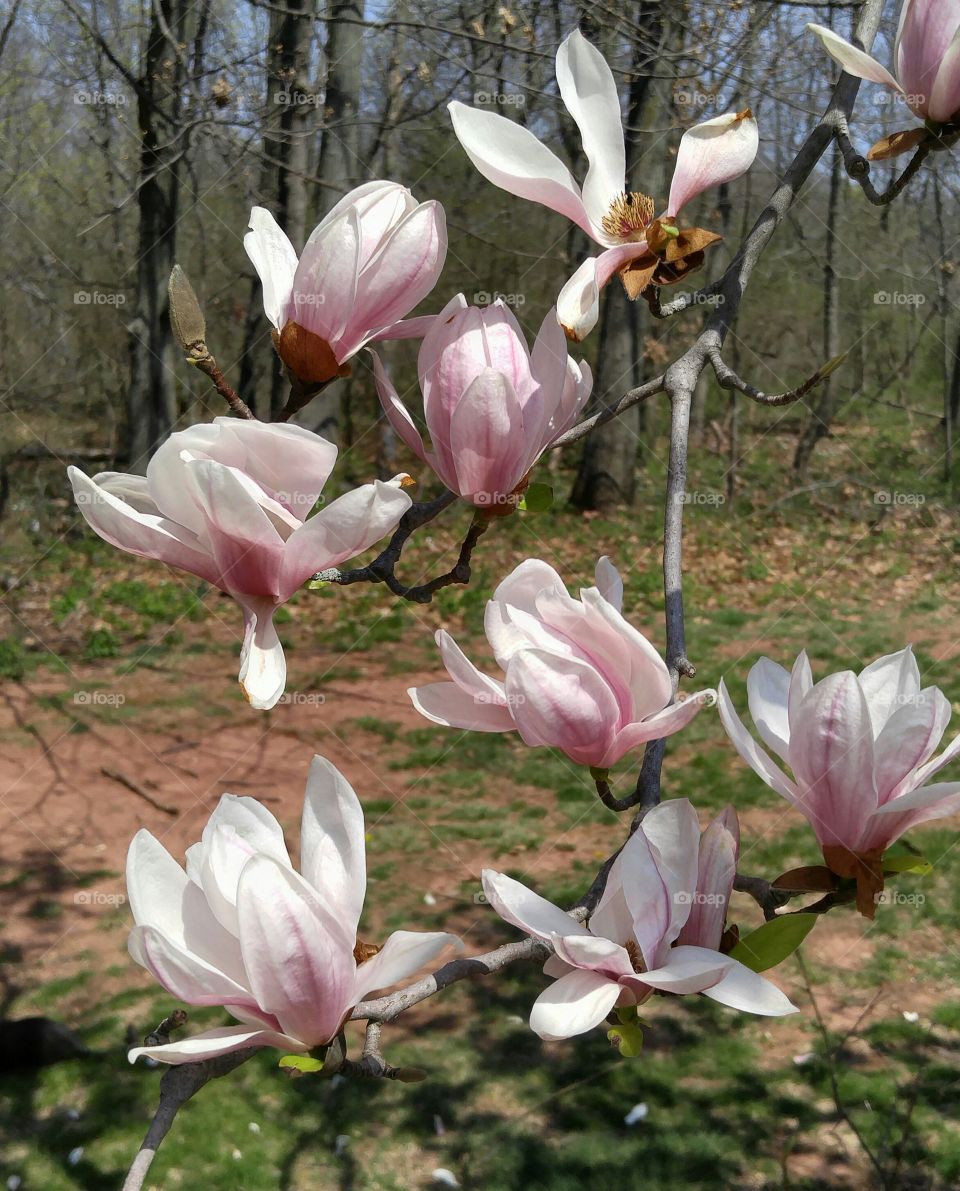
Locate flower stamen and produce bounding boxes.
[602,191,655,242]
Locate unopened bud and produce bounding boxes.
[168,265,207,357]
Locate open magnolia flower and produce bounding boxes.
[410,557,714,769]
[483,800,796,1040]
[810,0,960,159]
[126,755,459,1064]
[449,29,758,340]
[374,294,591,508]
[245,180,446,386]
[68,418,411,710]
[719,647,960,914]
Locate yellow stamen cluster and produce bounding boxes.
[601,191,655,242]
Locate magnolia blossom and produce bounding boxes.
[449,30,758,340]
[68,418,411,710]
[810,0,960,125]
[126,755,458,1064]
[245,180,446,385]
[374,294,592,507]
[718,647,960,860]
[483,799,796,1040]
[410,557,714,769]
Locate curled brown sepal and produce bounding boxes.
[867,127,928,161]
[821,846,885,919]
[618,224,724,301]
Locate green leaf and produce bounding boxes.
[278,1053,325,1076]
[522,482,553,513]
[882,842,932,875]
[607,1023,644,1058]
[728,912,818,973]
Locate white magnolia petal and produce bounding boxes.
[129,1025,307,1066]
[528,968,622,1040]
[481,869,590,943]
[300,755,366,937]
[354,930,460,1002]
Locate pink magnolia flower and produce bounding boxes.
[126,755,459,1065]
[718,647,960,858]
[449,30,758,340]
[374,294,592,507]
[68,418,411,710]
[483,799,796,1041]
[410,557,714,768]
[809,0,960,124]
[245,180,447,385]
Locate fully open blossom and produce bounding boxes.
[719,648,960,906]
[449,30,758,340]
[68,418,411,710]
[483,799,796,1040]
[810,0,960,127]
[126,755,459,1065]
[410,557,714,768]
[245,180,446,385]
[374,294,591,507]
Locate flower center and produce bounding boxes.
[601,191,655,242]
[625,938,645,974]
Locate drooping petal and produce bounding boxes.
[68,467,221,587]
[556,243,650,342]
[280,479,412,592]
[667,110,760,218]
[238,597,286,711]
[860,781,960,851]
[601,692,712,768]
[353,930,460,1001]
[129,1025,307,1066]
[550,932,634,977]
[632,944,731,994]
[299,755,366,936]
[244,207,298,329]
[701,960,798,1016]
[436,629,509,705]
[448,101,594,236]
[555,29,626,233]
[371,349,428,464]
[528,968,622,1040]
[480,869,590,943]
[409,681,517,732]
[807,23,903,93]
[718,679,799,804]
